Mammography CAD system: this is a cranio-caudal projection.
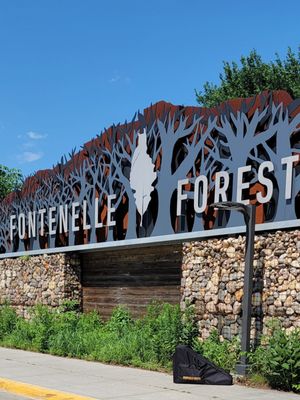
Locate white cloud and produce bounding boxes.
[26,131,47,140]
[109,74,121,83]
[17,151,44,163]
[109,71,131,84]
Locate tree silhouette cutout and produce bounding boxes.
[0,91,299,254]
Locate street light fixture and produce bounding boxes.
[210,201,256,376]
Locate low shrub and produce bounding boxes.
[0,302,198,371]
[1,303,299,393]
[192,329,240,372]
[105,306,132,334]
[249,320,300,392]
[0,303,18,339]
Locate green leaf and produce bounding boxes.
[0,165,23,200]
[195,47,300,106]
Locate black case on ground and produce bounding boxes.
[173,345,233,385]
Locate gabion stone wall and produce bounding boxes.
[0,253,81,317]
[1,229,299,336]
[181,230,300,340]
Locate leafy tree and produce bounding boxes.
[0,165,23,200]
[196,47,300,107]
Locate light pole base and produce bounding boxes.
[236,363,250,376]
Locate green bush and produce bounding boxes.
[250,321,300,392]
[4,302,300,393]
[0,302,198,371]
[48,308,82,356]
[29,305,55,352]
[0,304,18,339]
[180,304,199,346]
[106,306,133,334]
[144,303,182,365]
[192,329,240,372]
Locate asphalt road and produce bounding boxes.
[0,347,299,400]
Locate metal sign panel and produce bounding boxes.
[0,91,299,257]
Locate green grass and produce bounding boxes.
[0,301,198,372]
[1,302,299,393]
[248,373,269,387]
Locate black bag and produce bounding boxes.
[173,345,233,385]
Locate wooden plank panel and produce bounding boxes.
[82,244,182,318]
[82,290,180,304]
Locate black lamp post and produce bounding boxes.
[210,201,256,376]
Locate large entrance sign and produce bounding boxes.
[0,91,299,257]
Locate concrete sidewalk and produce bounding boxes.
[0,392,28,400]
[0,347,298,400]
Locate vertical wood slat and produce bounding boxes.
[81,244,182,319]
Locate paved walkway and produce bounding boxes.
[0,347,298,400]
[0,392,27,400]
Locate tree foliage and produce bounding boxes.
[0,165,23,200]
[196,48,300,107]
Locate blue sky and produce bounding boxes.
[0,0,299,177]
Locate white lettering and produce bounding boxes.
[72,202,80,232]
[49,207,56,235]
[39,209,46,236]
[95,198,103,228]
[28,211,36,238]
[257,161,274,204]
[7,153,300,250]
[176,178,189,216]
[194,175,208,213]
[281,155,299,200]
[214,171,229,203]
[236,165,251,204]
[107,195,116,227]
[59,205,68,234]
[83,200,91,230]
[10,215,16,241]
[18,213,26,240]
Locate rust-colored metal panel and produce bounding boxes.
[1,90,299,257]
